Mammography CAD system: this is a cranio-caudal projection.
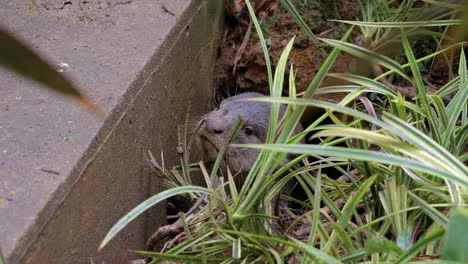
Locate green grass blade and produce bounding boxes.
[266,38,295,144]
[401,29,444,142]
[99,186,229,250]
[328,73,397,97]
[421,0,464,9]
[233,238,241,259]
[429,96,449,130]
[313,127,460,179]
[234,143,468,186]
[315,85,363,94]
[407,190,448,226]
[435,76,460,97]
[245,0,273,88]
[338,250,367,262]
[250,97,390,134]
[151,232,216,264]
[446,49,468,124]
[136,251,225,262]
[268,248,283,264]
[441,208,468,262]
[279,0,322,49]
[313,127,405,147]
[301,171,322,264]
[455,122,468,156]
[333,19,463,27]
[215,229,341,262]
[320,38,410,80]
[310,170,322,244]
[210,118,244,182]
[376,44,453,82]
[382,112,468,180]
[0,247,4,264]
[227,169,239,201]
[401,29,431,109]
[284,64,297,119]
[278,26,354,141]
[330,222,357,252]
[289,237,343,264]
[394,228,445,264]
[366,234,403,255]
[325,175,377,253]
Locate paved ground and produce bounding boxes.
[0,0,222,263]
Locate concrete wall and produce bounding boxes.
[0,0,223,263]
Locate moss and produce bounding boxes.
[292,0,337,32]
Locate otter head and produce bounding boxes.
[197,92,289,173]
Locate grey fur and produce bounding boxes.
[196,92,303,173]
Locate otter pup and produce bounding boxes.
[196,92,304,174]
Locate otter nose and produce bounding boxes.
[205,118,224,134]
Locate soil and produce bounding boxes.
[213,0,459,106]
[213,0,360,103]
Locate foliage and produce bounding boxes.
[0,247,4,264]
[441,208,468,262]
[100,0,467,263]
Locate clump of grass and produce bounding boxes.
[99,1,468,263]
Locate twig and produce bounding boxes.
[40,168,60,175]
[162,231,186,252]
[233,20,253,75]
[317,26,340,37]
[359,96,377,118]
[146,220,184,252]
[161,3,175,16]
[284,192,356,236]
[373,64,439,99]
[146,194,207,251]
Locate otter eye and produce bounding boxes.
[244,127,254,136]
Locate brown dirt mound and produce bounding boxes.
[214,0,360,103]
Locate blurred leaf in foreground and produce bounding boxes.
[441,208,468,262]
[0,247,4,264]
[0,27,99,112]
